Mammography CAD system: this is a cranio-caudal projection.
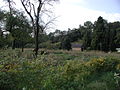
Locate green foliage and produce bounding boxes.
[0,49,120,89]
[0,9,33,49]
[107,22,120,51]
[47,17,120,52]
[39,41,61,49]
[91,16,109,52]
[61,36,72,51]
[82,21,93,49]
[6,10,32,49]
[115,28,120,47]
[0,36,5,48]
[1,9,120,52]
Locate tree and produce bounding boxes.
[0,10,8,48]
[21,0,59,57]
[61,36,71,51]
[82,21,93,50]
[3,0,17,49]
[4,10,32,50]
[108,22,120,51]
[115,28,120,48]
[91,16,109,52]
[67,28,81,42]
[0,10,5,36]
[48,29,67,43]
[38,32,49,43]
[12,11,32,52]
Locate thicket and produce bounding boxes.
[0,49,120,90]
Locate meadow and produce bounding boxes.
[0,49,120,90]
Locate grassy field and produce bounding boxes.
[0,49,120,90]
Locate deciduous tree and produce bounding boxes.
[21,0,59,57]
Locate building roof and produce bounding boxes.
[72,44,82,48]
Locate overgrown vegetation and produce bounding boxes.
[0,49,120,90]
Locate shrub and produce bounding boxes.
[0,50,120,89]
[86,57,120,73]
[39,42,61,50]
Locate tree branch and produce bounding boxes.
[20,0,35,27]
[32,4,37,17]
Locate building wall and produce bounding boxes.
[72,48,81,51]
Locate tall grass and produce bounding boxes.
[0,49,120,90]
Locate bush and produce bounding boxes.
[0,50,120,89]
[39,42,61,49]
[24,43,35,48]
[86,57,120,72]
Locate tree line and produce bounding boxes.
[47,16,120,52]
[0,1,120,53]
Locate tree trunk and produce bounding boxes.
[12,39,15,49]
[35,33,38,57]
[21,42,24,52]
[22,47,24,52]
[35,26,39,57]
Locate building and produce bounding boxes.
[71,44,83,51]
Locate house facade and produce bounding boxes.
[72,44,83,51]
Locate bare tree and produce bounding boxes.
[20,0,58,57]
[3,0,14,14]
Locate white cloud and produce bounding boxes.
[54,0,120,31]
[1,0,120,32]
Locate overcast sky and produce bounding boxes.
[54,0,120,31]
[1,0,120,32]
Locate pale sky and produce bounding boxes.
[1,0,120,32]
[54,0,120,31]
